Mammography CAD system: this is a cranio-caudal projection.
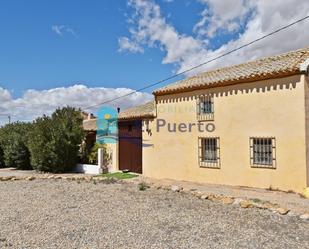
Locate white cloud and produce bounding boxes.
[119,0,204,69]
[118,37,144,53]
[51,25,64,36]
[194,0,254,37]
[52,25,78,38]
[119,0,309,75]
[0,85,152,125]
[0,87,12,102]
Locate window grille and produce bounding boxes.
[250,137,276,168]
[196,95,214,121]
[198,137,220,168]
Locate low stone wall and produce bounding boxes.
[146,183,309,220]
[126,177,309,220]
[0,174,115,183]
[0,174,308,220]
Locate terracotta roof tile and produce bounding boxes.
[82,101,156,130]
[154,47,309,95]
[83,119,97,131]
[118,101,155,120]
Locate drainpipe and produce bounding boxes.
[301,58,309,188]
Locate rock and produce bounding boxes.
[287,211,297,217]
[94,177,104,182]
[200,194,208,200]
[221,197,234,205]
[200,194,209,199]
[302,187,309,199]
[232,198,243,205]
[84,176,93,182]
[276,208,290,215]
[26,176,35,181]
[300,213,309,220]
[192,191,203,198]
[240,200,253,208]
[259,202,274,210]
[179,188,190,194]
[207,194,218,201]
[171,185,182,192]
[249,199,270,209]
[162,185,171,190]
[0,176,13,181]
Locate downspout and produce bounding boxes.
[301,58,309,188]
[154,95,158,118]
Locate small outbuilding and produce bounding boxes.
[117,101,155,174]
[82,101,155,174]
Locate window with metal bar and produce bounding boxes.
[197,95,214,121]
[199,137,220,168]
[250,137,276,168]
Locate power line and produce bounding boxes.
[83,14,309,110]
[1,14,309,116]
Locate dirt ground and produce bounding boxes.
[0,179,308,249]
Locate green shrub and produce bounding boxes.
[87,143,107,164]
[0,122,32,170]
[138,182,149,191]
[100,172,138,179]
[28,107,84,173]
[0,145,4,168]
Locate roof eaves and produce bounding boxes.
[153,68,301,96]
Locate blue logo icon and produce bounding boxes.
[96,106,118,144]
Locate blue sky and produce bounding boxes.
[0,0,309,123]
[0,0,196,98]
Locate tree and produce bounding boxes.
[28,107,84,173]
[0,122,32,170]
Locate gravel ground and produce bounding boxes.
[0,168,38,177]
[145,178,309,214]
[0,180,308,249]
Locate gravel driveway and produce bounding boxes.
[0,180,308,249]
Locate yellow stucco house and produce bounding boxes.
[111,47,309,192]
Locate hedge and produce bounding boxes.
[28,107,84,173]
[0,122,32,170]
